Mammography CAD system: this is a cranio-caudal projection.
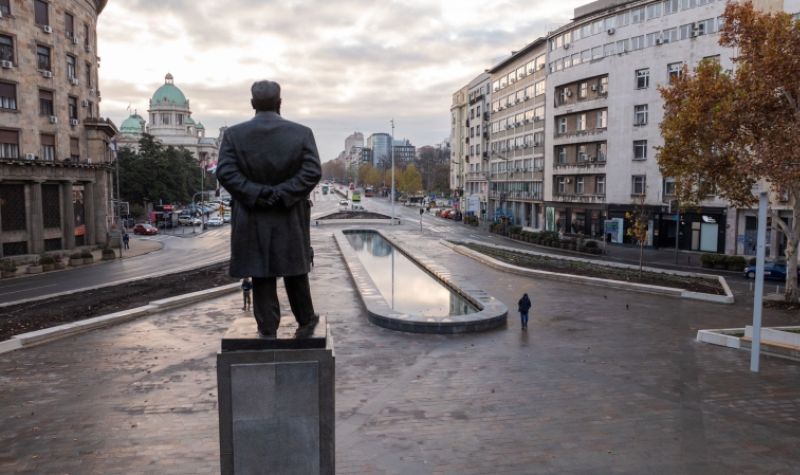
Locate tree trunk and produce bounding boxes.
[639,240,645,278]
[773,195,800,303]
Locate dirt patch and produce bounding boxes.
[461,243,725,295]
[0,263,236,341]
[318,211,390,220]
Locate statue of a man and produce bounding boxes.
[216,80,321,337]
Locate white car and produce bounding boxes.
[223,213,231,223]
[339,200,349,206]
[207,217,224,226]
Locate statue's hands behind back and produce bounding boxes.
[255,186,284,209]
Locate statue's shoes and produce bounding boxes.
[295,314,320,338]
[257,328,277,338]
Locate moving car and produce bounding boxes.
[178,216,202,226]
[133,223,158,235]
[207,217,224,226]
[743,261,800,280]
[339,199,349,206]
[223,213,231,223]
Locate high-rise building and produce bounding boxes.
[463,73,491,218]
[449,86,468,205]
[366,133,391,168]
[392,138,416,164]
[0,0,118,257]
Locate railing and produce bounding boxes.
[465,172,487,180]
[489,191,543,201]
[553,127,608,140]
[553,160,606,170]
[552,193,606,203]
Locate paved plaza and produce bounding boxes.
[2,226,800,474]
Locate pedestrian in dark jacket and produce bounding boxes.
[518,293,532,329]
[241,277,253,311]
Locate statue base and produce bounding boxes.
[217,316,334,475]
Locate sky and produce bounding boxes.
[98,0,586,162]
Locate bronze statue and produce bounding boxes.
[216,80,321,337]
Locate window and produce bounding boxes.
[86,100,94,118]
[492,80,500,92]
[592,46,603,60]
[65,139,81,164]
[535,54,546,71]
[0,128,19,158]
[83,23,90,49]
[578,145,588,161]
[37,45,51,71]
[66,54,76,79]
[576,177,585,194]
[39,89,54,116]
[664,0,679,15]
[0,0,10,16]
[557,177,567,194]
[557,146,567,164]
[68,96,78,119]
[579,82,588,98]
[616,39,630,53]
[663,179,676,196]
[617,10,630,27]
[577,113,586,131]
[631,35,645,50]
[663,27,678,43]
[40,134,55,161]
[646,2,662,20]
[634,104,648,126]
[0,82,16,110]
[633,140,648,160]
[596,110,607,128]
[0,34,13,63]
[34,0,49,26]
[526,60,535,75]
[534,106,544,121]
[499,76,508,89]
[581,49,591,63]
[516,66,525,80]
[534,132,544,146]
[632,175,647,195]
[603,42,616,57]
[599,77,608,94]
[596,176,606,195]
[631,7,645,23]
[557,117,567,134]
[161,113,170,125]
[681,0,697,10]
[636,68,650,89]
[668,62,683,81]
[534,81,545,96]
[596,142,607,161]
[65,12,75,37]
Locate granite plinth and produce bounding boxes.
[218,318,334,475]
[222,316,327,351]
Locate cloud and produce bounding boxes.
[98,0,585,160]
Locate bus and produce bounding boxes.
[351,191,362,202]
[364,186,374,197]
[322,185,329,195]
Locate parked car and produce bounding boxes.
[178,216,202,226]
[339,199,349,206]
[207,217,224,227]
[743,261,800,280]
[223,213,231,223]
[133,223,158,235]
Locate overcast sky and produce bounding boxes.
[98,0,585,162]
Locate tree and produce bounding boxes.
[625,195,649,277]
[398,164,422,194]
[657,2,800,302]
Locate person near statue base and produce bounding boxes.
[216,80,321,337]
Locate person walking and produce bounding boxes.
[241,277,253,311]
[122,232,130,250]
[518,293,532,329]
[216,80,321,337]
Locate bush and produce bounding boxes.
[39,255,55,265]
[727,256,746,271]
[510,225,523,235]
[1,259,17,272]
[583,240,599,249]
[70,252,83,260]
[748,257,757,266]
[81,250,93,259]
[700,253,717,268]
[102,248,116,257]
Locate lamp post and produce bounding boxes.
[390,119,395,226]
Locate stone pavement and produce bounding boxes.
[2,226,800,474]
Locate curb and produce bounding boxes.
[314,218,401,226]
[0,282,240,355]
[444,240,734,305]
[0,257,231,309]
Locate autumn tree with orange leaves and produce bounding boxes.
[658,2,800,303]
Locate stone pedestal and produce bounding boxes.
[217,317,334,475]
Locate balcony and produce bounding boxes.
[553,160,606,173]
[488,191,543,201]
[553,128,608,145]
[552,193,606,203]
[465,171,487,181]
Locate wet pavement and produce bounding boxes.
[2,221,800,474]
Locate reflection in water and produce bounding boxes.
[345,231,478,317]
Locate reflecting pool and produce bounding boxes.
[344,231,478,317]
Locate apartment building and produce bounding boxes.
[544,0,733,252]
[449,85,467,204]
[487,39,548,228]
[0,0,117,258]
[463,72,490,218]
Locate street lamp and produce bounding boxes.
[390,119,396,225]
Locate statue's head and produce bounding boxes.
[251,80,282,113]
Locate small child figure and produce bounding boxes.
[241,277,253,311]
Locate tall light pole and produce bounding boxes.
[390,119,395,225]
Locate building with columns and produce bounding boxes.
[0,0,117,258]
[116,73,219,168]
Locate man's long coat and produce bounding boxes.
[216,111,321,278]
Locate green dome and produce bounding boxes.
[151,73,188,108]
[196,122,205,129]
[185,116,196,125]
[120,114,145,134]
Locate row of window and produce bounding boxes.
[488,158,545,174]
[555,77,608,106]
[491,81,545,112]
[549,0,724,50]
[555,109,609,134]
[548,17,722,74]
[0,81,95,119]
[0,0,93,48]
[0,128,81,161]
[553,140,648,163]
[555,175,607,195]
[489,132,546,153]
[491,55,546,93]
[1,34,95,87]
[490,107,546,133]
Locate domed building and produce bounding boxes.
[116,74,219,167]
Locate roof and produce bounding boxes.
[120,113,145,134]
[150,73,189,109]
[487,37,547,74]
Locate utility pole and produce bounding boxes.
[111,139,123,259]
[750,191,768,372]
[390,119,395,226]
